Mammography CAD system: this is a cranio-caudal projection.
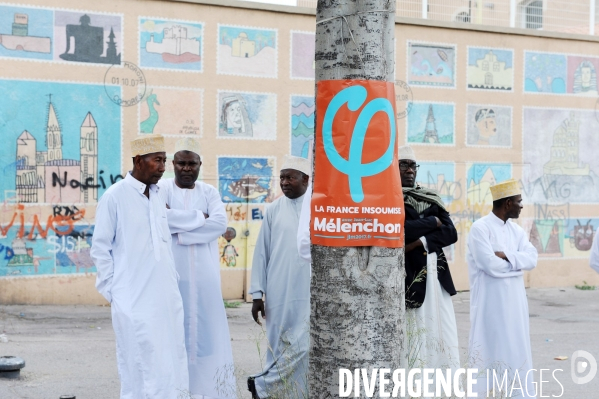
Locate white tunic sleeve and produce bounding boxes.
[467,222,523,278]
[90,194,117,303]
[591,232,599,274]
[249,204,272,298]
[503,227,538,272]
[166,209,206,234]
[297,184,312,263]
[174,187,227,245]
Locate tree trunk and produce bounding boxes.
[310,1,405,398]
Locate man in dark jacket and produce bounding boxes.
[400,145,460,370]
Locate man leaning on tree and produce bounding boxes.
[399,145,460,372]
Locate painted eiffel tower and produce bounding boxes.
[422,104,440,143]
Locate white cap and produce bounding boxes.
[174,137,201,157]
[281,155,311,176]
[399,145,417,161]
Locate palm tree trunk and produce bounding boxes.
[310,1,405,398]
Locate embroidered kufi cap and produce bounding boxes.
[490,179,521,201]
[281,155,311,176]
[174,137,201,157]
[398,145,417,161]
[130,134,165,156]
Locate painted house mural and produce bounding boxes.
[139,18,203,72]
[0,5,53,60]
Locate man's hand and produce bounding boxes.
[434,216,442,227]
[251,299,266,326]
[495,251,508,261]
[203,212,209,219]
[405,240,423,253]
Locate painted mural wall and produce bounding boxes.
[1,0,598,304]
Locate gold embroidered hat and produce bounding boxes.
[130,134,166,156]
[490,179,521,201]
[174,137,201,157]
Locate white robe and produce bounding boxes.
[591,231,599,274]
[297,183,312,263]
[158,178,236,399]
[467,212,538,398]
[407,238,460,372]
[249,194,311,399]
[91,173,189,399]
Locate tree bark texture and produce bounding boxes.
[310,1,405,398]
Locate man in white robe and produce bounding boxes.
[248,155,311,399]
[590,229,599,273]
[91,135,189,399]
[158,138,235,398]
[467,179,538,398]
[297,182,312,263]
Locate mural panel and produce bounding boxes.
[466,104,512,147]
[408,42,456,88]
[217,203,264,269]
[217,24,277,78]
[139,87,202,136]
[217,156,275,203]
[467,47,513,91]
[217,91,276,139]
[290,95,314,158]
[0,79,122,204]
[522,218,598,259]
[524,52,567,94]
[0,4,53,61]
[418,162,458,262]
[290,31,315,80]
[139,18,203,72]
[406,102,454,145]
[522,108,599,204]
[54,10,122,65]
[466,163,512,206]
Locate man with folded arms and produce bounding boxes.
[467,179,538,398]
[159,138,235,398]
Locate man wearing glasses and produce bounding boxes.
[399,146,460,373]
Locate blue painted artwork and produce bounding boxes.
[0,223,95,277]
[524,52,567,93]
[218,157,274,203]
[218,25,277,77]
[418,162,457,205]
[467,164,512,185]
[0,79,122,204]
[0,5,53,61]
[291,95,314,158]
[140,19,203,72]
[407,102,454,144]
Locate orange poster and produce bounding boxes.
[311,80,405,248]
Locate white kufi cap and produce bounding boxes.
[398,145,417,161]
[175,137,201,157]
[281,155,311,176]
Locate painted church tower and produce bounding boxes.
[46,100,63,161]
[80,112,98,203]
